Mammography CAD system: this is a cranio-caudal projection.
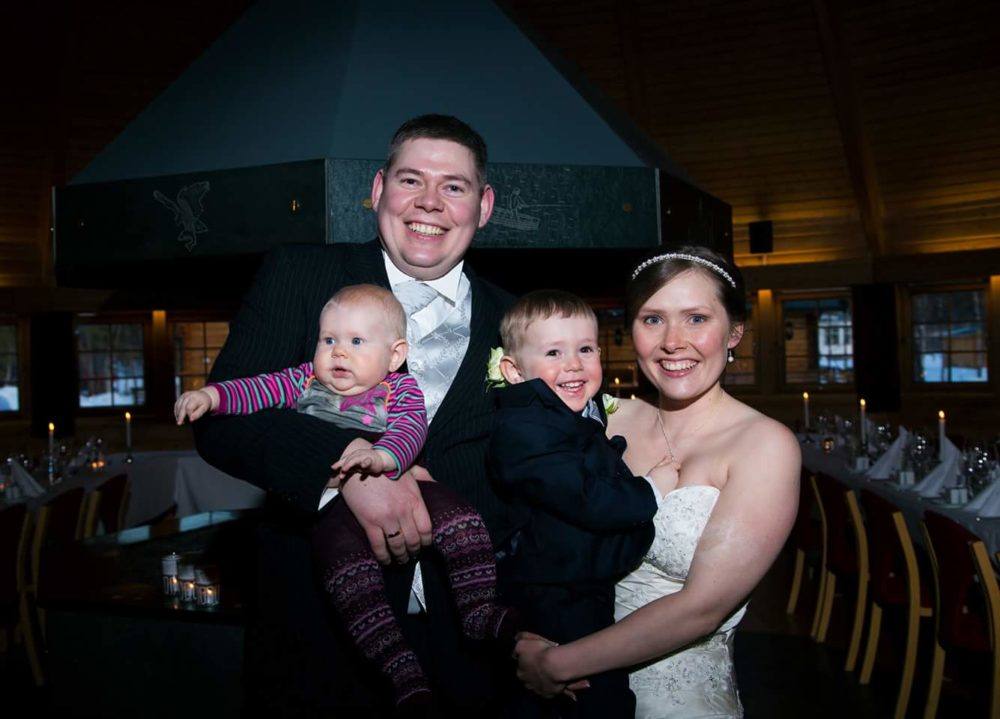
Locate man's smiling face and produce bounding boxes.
[371,137,494,281]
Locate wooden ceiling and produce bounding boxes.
[2,0,998,287]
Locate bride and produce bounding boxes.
[515,247,800,718]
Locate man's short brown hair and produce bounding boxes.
[385,114,488,189]
[325,284,407,340]
[500,290,598,357]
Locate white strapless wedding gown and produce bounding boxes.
[615,485,746,718]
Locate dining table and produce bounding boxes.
[2,449,265,529]
[800,439,1000,556]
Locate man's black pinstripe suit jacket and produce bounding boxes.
[193,238,516,716]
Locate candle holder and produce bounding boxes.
[196,567,220,608]
[178,563,197,603]
[161,553,180,596]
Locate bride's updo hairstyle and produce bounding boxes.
[626,245,746,327]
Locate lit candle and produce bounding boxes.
[802,392,810,431]
[859,399,867,444]
[125,411,132,451]
[938,410,946,461]
[48,422,55,455]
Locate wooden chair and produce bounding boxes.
[922,511,993,718]
[857,489,932,719]
[810,472,869,672]
[786,469,821,616]
[31,486,86,641]
[970,541,1000,719]
[0,505,44,686]
[83,473,130,537]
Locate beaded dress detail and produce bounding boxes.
[615,485,747,718]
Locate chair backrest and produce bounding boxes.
[790,470,820,550]
[0,504,30,610]
[812,472,857,576]
[44,486,87,544]
[859,489,908,605]
[95,473,129,535]
[970,540,1000,653]
[923,510,990,652]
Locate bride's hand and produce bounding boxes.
[514,633,590,699]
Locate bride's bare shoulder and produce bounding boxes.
[606,396,655,433]
[725,400,801,479]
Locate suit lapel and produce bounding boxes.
[428,269,502,440]
[342,239,391,288]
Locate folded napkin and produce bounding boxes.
[866,426,909,480]
[964,478,1000,517]
[912,437,961,498]
[10,461,45,498]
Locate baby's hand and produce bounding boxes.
[331,448,397,481]
[173,387,219,425]
[648,462,680,498]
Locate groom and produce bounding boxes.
[194,115,518,717]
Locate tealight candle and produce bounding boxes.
[178,563,196,602]
[196,567,220,607]
[938,410,946,462]
[802,392,810,431]
[161,553,180,596]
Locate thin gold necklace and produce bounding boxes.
[655,390,724,472]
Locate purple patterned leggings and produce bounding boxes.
[312,481,514,707]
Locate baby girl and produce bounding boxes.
[175,284,514,710]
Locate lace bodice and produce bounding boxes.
[647,485,723,580]
[615,484,746,718]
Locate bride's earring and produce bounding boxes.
[727,349,735,364]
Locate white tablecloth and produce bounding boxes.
[801,442,1000,556]
[2,451,265,529]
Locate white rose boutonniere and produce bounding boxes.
[602,393,620,415]
[486,347,507,390]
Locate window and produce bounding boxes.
[172,321,229,396]
[911,288,988,383]
[595,307,638,394]
[724,302,756,386]
[77,322,145,407]
[0,324,18,412]
[782,295,853,385]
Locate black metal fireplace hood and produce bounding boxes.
[56,0,731,295]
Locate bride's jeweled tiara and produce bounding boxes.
[630,253,737,288]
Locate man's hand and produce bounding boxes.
[339,462,434,564]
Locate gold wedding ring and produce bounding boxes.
[385,530,402,538]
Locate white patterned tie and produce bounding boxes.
[394,280,439,324]
[392,279,470,423]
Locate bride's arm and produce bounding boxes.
[519,420,800,689]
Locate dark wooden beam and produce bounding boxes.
[813,0,887,257]
[615,0,651,131]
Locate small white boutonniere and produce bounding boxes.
[486,347,507,390]
[602,393,620,415]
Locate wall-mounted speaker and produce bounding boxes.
[748,220,773,254]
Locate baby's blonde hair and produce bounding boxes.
[500,290,598,357]
[324,284,407,340]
